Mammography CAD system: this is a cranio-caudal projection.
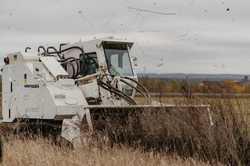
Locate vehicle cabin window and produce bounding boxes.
[79,52,98,76]
[104,43,134,76]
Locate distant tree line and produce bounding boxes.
[139,77,250,94]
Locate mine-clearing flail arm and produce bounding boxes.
[61,104,213,148]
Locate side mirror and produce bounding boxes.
[131,56,138,67]
[4,57,9,65]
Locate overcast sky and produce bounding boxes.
[0,0,250,74]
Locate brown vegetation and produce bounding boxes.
[135,97,250,165]
[1,97,249,165]
[1,136,211,166]
[139,77,250,93]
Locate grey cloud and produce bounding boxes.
[0,0,250,74]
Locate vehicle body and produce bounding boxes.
[1,38,211,146]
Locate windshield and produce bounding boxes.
[104,44,134,76]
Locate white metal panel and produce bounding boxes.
[40,57,68,78]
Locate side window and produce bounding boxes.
[80,52,98,76]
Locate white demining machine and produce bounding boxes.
[1,38,211,146]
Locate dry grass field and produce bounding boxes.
[2,96,250,165]
[136,96,250,165]
[1,137,213,166]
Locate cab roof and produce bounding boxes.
[82,37,134,48]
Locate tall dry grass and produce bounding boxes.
[1,136,211,166]
[1,96,250,165]
[136,96,250,165]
